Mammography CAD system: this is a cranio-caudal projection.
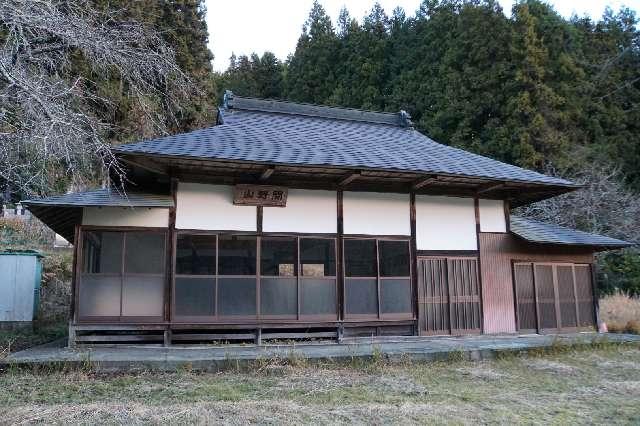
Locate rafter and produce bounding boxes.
[412,175,438,190]
[476,182,504,195]
[338,171,361,187]
[259,166,275,181]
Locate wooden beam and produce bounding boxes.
[476,182,504,195]
[338,172,361,187]
[120,157,167,175]
[259,167,275,181]
[412,176,437,190]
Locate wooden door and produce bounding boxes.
[417,257,481,336]
[513,263,537,332]
[513,262,596,333]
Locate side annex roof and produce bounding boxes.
[510,216,633,250]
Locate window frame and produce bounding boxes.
[173,231,219,322]
[343,236,413,321]
[171,231,339,323]
[77,226,168,323]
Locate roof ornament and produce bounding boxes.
[223,90,235,109]
[399,110,413,128]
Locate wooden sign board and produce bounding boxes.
[233,185,288,207]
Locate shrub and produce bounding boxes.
[599,292,640,332]
[625,320,640,335]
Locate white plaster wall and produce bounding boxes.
[415,195,477,250]
[176,183,256,231]
[343,192,410,236]
[82,207,169,227]
[263,189,336,233]
[479,199,507,233]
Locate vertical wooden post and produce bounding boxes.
[164,177,178,346]
[503,200,511,233]
[336,190,344,321]
[70,224,81,325]
[256,206,263,321]
[590,262,601,331]
[409,192,419,334]
[474,197,485,334]
[256,206,263,234]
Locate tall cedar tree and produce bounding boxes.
[285,1,338,103]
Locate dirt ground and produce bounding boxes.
[1,344,639,425]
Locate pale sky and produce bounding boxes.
[205,0,639,72]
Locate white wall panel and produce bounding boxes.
[416,195,477,250]
[343,192,410,236]
[176,183,256,231]
[263,189,336,233]
[479,199,507,233]
[83,207,169,227]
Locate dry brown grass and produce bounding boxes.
[1,345,639,424]
[600,292,640,334]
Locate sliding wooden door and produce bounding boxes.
[513,262,596,333]
[417,257,481,336]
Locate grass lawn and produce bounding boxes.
[1,344,639,424]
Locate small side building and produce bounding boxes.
[0,250,43,329]
[22,93,632,345]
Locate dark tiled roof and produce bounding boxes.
[21,188,174,208]
[116,96,575,187]
[510,216,632,249]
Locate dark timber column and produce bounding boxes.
[410,192,419,335]
[164,177,178,346]
[336,190,344,338]
[474,197,485,334]
[69,224,81,347]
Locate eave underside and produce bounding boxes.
[119,153,578,206]
[26,205,82,243]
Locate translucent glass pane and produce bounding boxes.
[125,232,165,274]
[175,277,215,317]
[79,274,121,317]
[176,234,216,275]
[82,231,122,274]
[345,278,378,315]
[261,237,297,276]
[300,239,335,277]
[344,239,377,277]
[218,236,257,275]
[378,240,410,277]
[218,277,256,316]
[381,278,412,314]
[122,275,164,317]
[301,278,337,316]
[260,278,297,316]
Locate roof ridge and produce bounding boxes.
[223,90,413,128]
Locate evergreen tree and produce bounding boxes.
[285,1,338,103]
[498,3,568,168]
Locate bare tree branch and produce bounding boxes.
[0,0,195,198]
